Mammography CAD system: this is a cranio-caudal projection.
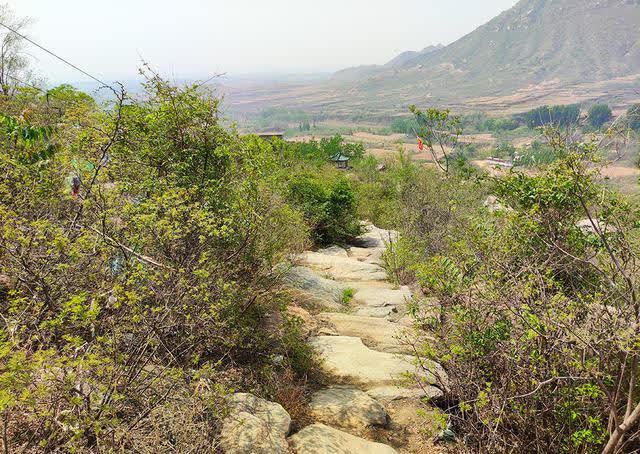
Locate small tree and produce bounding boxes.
[409,105,462,174]
[587,103,612,128]
[0,4,33,96]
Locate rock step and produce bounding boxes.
[296,251,387,282]
[350,285,412,308]
[353,224,399,249]
[367,385,444,405]
[289,423,397,454]
[281,266,345,312]
[220,393,291,454]
[353,305,400,318]
[316,313,413,354]
[310,336,447,390]
[309,386,388,430]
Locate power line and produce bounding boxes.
[0,21,112,89]
[6,74,45,92]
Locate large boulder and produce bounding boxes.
[316,313,412,354]
[219,393,291,454]
[309,386,388,429]
[296,252,387,282]
[281,266,345,311]
[309,336,447,389]
[288,423,397,454]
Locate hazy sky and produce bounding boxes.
[5,0,518,83]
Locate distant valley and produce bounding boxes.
[221,0,640,121]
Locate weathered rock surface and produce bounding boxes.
[317,313,411,354]
[347,246,384,265]
[352,305,399,318]
[288,423,397,454]
[285,305,318,337]
[297,252,387,281]
[220,393,291,454]
[352,286,412,308]
[366,385,444,404]
[309,386,388,429]
[310,336,446,388]
[282,266,344,311]
[317,245,350,257]
[292,224,450,452]
[353,224,399,249]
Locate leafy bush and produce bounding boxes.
[287,173,361,245]
[587,103,612,128]
[515,140,564,166]
[294,134,364,163]
[404,131,640,453]
[462,113,521,133]
[0,73,317,451]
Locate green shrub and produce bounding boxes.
[406,132,640,453]
[287,174,361,245]
[340,288,355,305]
[515,140,564,166]
[628,104,640,131]
[587,103,612,128]
[390,117,420,135]
[0,72,315,451]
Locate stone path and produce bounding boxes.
[287,224,447,453]
[221,224,448,453]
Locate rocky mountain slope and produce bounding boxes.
[224,0,640,118]
[333,0,640,104]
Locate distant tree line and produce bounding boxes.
[392,102,640,136]
[518,104,581,128]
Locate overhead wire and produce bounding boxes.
[0,20,113,89]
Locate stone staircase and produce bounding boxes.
[221,224,448,453]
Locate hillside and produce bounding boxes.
[330,45,444,83]
[223,0,640,118]
[386,1,636,85]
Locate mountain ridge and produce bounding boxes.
[322,0,640,112]
[223,0,640,118]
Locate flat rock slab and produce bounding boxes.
[317,245,350,257]
[367,385,444,404]
[309,386,388,429]
[352,224,399,249]
[347,246,384,265]
[220,393,291,454]
[310,336,446,388]
[352,286,412,308]
[289,423,397,454]
[282,266,344,311]
[353,305,399,318]
[297,252,387,282]
[317,313,411,354]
